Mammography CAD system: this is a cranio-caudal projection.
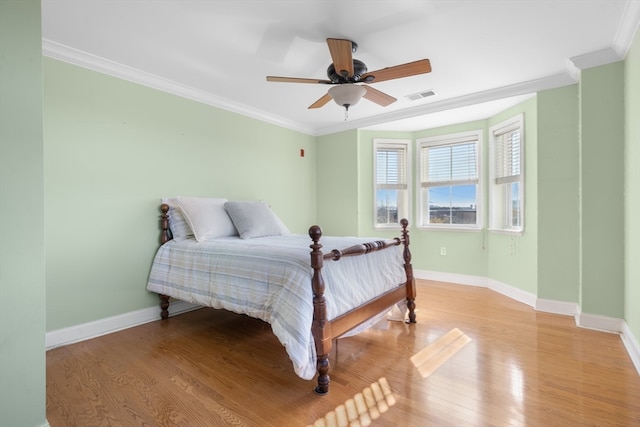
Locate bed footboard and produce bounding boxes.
[309,219,416,395]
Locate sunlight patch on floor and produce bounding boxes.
[411,328,471,378]
[308,377,396,427]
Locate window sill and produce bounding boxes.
[417,225,483,232]
[488,227,524,236]
[374,224,404,230]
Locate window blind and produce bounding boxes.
[494,127,521,184]
[377,145,407,190]
[421,141,478,187]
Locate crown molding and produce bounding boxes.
[315,72,576,136]
[569,47,624,71]
[614,0,640,57]
[40,38,578,137]
[569,0,640,70]
[41,39,315,136]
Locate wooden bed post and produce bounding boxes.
[401,218,417,323]
[309,225,332,395]
[159,203,172,319]
[160,203,171,244]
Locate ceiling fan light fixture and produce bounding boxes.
[328,84,367,109]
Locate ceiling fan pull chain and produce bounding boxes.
[344,105,349,121]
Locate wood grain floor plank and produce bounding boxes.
[47,280,640,426]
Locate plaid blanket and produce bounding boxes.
[146,234,405,379]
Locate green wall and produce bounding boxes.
[625,29,640,343]
[0,1,48,425]
[43,58,317,331]
[316,130,360,236]
[486,98,539,295]
[580,62,625,317]
[536,85,581,302]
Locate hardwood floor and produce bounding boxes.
[46,280,640,426]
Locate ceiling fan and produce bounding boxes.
[266,38,432,116]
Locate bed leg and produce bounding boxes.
[406,297,417,324]
[315,356,330,395]
[159,294,170,319]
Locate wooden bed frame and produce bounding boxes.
[155,203,417,395]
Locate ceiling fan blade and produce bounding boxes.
[326,38,354,78]
[361,59,432,84]
[363,86,397,107]
[267,76,332,84]
[308,93,332,109]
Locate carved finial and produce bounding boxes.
[400,218,408,229]
[309,225,323,242]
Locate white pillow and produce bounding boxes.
[161,198,194,239]
[224,201,290,239]
[176,197,238,242]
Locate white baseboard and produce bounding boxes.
[414,269,537,308]
[577,312,625,334]
[414,269,489,288]
[621,322,640,374]
[486,277,538,308]
[576,313,640,376]
[46,300,201,350]
[535,298,580,317]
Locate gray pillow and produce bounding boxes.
[224,201,289,239]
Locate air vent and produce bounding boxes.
[406,90,436,101]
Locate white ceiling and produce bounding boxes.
[41,1,640,136]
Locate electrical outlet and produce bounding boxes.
[440,247,447,256]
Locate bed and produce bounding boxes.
[146,197,416,394]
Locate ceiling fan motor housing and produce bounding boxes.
[327,59,368,83]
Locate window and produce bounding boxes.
[374,139,410,228]
[417,131,482,228]
[489,114,524,232]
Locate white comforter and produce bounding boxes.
[146,233,405,380]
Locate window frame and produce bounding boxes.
[488,113,525,234]
[416,130,483,231]
[373,138,411,229]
